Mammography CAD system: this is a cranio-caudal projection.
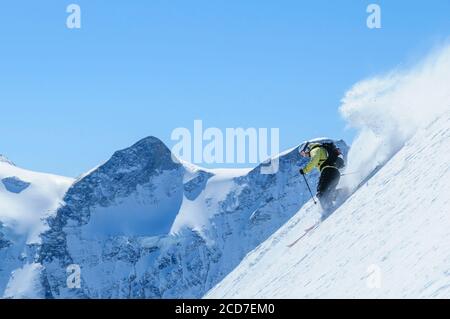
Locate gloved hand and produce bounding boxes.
[299,169,305,175]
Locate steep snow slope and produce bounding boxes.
[33,136,347,298]
[206,113,450,298]
[0,159,73,297]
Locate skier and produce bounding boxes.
[299,141,344,210]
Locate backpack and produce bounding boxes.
[310,142,345,169]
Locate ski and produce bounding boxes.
[287,221,321,248]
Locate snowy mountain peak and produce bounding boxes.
[44,136,184,236]
[34,136,349,299]
[128,135,170,152]
[0,155,15,166]
[1,135,350,299]
[107,136,178,173]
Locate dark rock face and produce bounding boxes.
[2,177,31,194]
[0,231,11,250]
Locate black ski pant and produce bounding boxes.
[317,166,340,209]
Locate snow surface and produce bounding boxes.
[0,161,73,244]
[3,263,45,299]
[0,155,15,166]
[171,168,251,235]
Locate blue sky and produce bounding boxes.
[1,1,449,177]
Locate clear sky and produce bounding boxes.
[1,1,449,177]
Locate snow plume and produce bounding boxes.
[340,44,450,189]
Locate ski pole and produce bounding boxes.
[302,174,317,205]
